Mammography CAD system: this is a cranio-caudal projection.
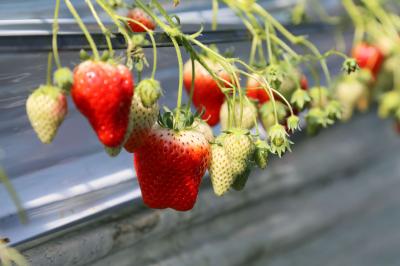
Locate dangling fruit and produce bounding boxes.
[134,117,211,211]
[183,58,233,126]
[209,142,235,196]
[352,43,384,77]
[127,8,156,33]
[220,97,258,131]
[26,85,68,144]
[72,60,134,148]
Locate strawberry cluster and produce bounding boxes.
[24,0,399,212]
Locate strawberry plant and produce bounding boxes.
[20,0,398,211]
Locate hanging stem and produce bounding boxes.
[120,16,158,79]
[212,0,219,31]
[342,0,365,45]
[52,0,62,69]
[186,54,196,113]
[64,0,99,60]
[96,0,133,67]
[46,53,53,85]
[86,0,113,55]
[171,37,184,124]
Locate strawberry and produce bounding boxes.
[127,8,156,33]
[124,79,161,153]
[26,85,68,144]
[352,43,384,77]
[209,142,235,196]
[220,97,258,131]
[183,58,232,126]
[134,112,211,211]
[71,61,134,148]
[246,74,270,105]
[223,131,255,191]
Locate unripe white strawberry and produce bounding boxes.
[209,143,235,196]
[26,85,68,144]
[220,97,257,131]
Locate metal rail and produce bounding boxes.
[0,29,252,53]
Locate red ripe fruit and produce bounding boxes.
[300,75,308,90]
[352,43,384,77]
[134,125,211,211]
[72,61,134,148]
[127,8,156,33]
[183,59,232,127]
[246,75,270,105]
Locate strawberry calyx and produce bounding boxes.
[54,67,73,93]
[158,109,196,131]
[31,85,65,100]
[137,79,162,107]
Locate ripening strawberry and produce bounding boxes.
[26,85,68,144]
[124,79,161,153]
[352,43,384,77]
[209,143,235,196]
[72,61,134,148]
[183,58,233,126]
[127,8,156,32]
[246,74,271,105]
[134,123,211,211]
[220,97,258,131]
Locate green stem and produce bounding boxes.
[120,16,158,79]
[362,0,398,38]
[86,0,113,55]
[171,37,184,125]
[342,0,365,45]
[46,52,53,85]
[212,0,219,31]
[249,37,258,66]
[186,54,196,113]
[65,0,99,60]
[52,0,62,69]
[253,3,331,85]
[265,21,276,64]
[96,0,133,68]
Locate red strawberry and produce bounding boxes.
[134,121,211,211]
[352,43,384,77]
[300,75,308,90]
[127,8,156,33]
[246,75,270,105]
[183,58,232,126]
[72,61,134,148]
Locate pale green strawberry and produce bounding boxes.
[220,97,257,131]
[26,85,68,144]
[223,131,256,163]
[209,143,235,196]
[223,131,255,190]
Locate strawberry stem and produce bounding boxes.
[46,52,53,85]
[96,0,133,68]
[52,0,62,69]
[86,0,114,56]
[64,0,100,60]
[120,16,158,79]
[170,36,184,127]
[212,0,219,31]
[185,54,196,113]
